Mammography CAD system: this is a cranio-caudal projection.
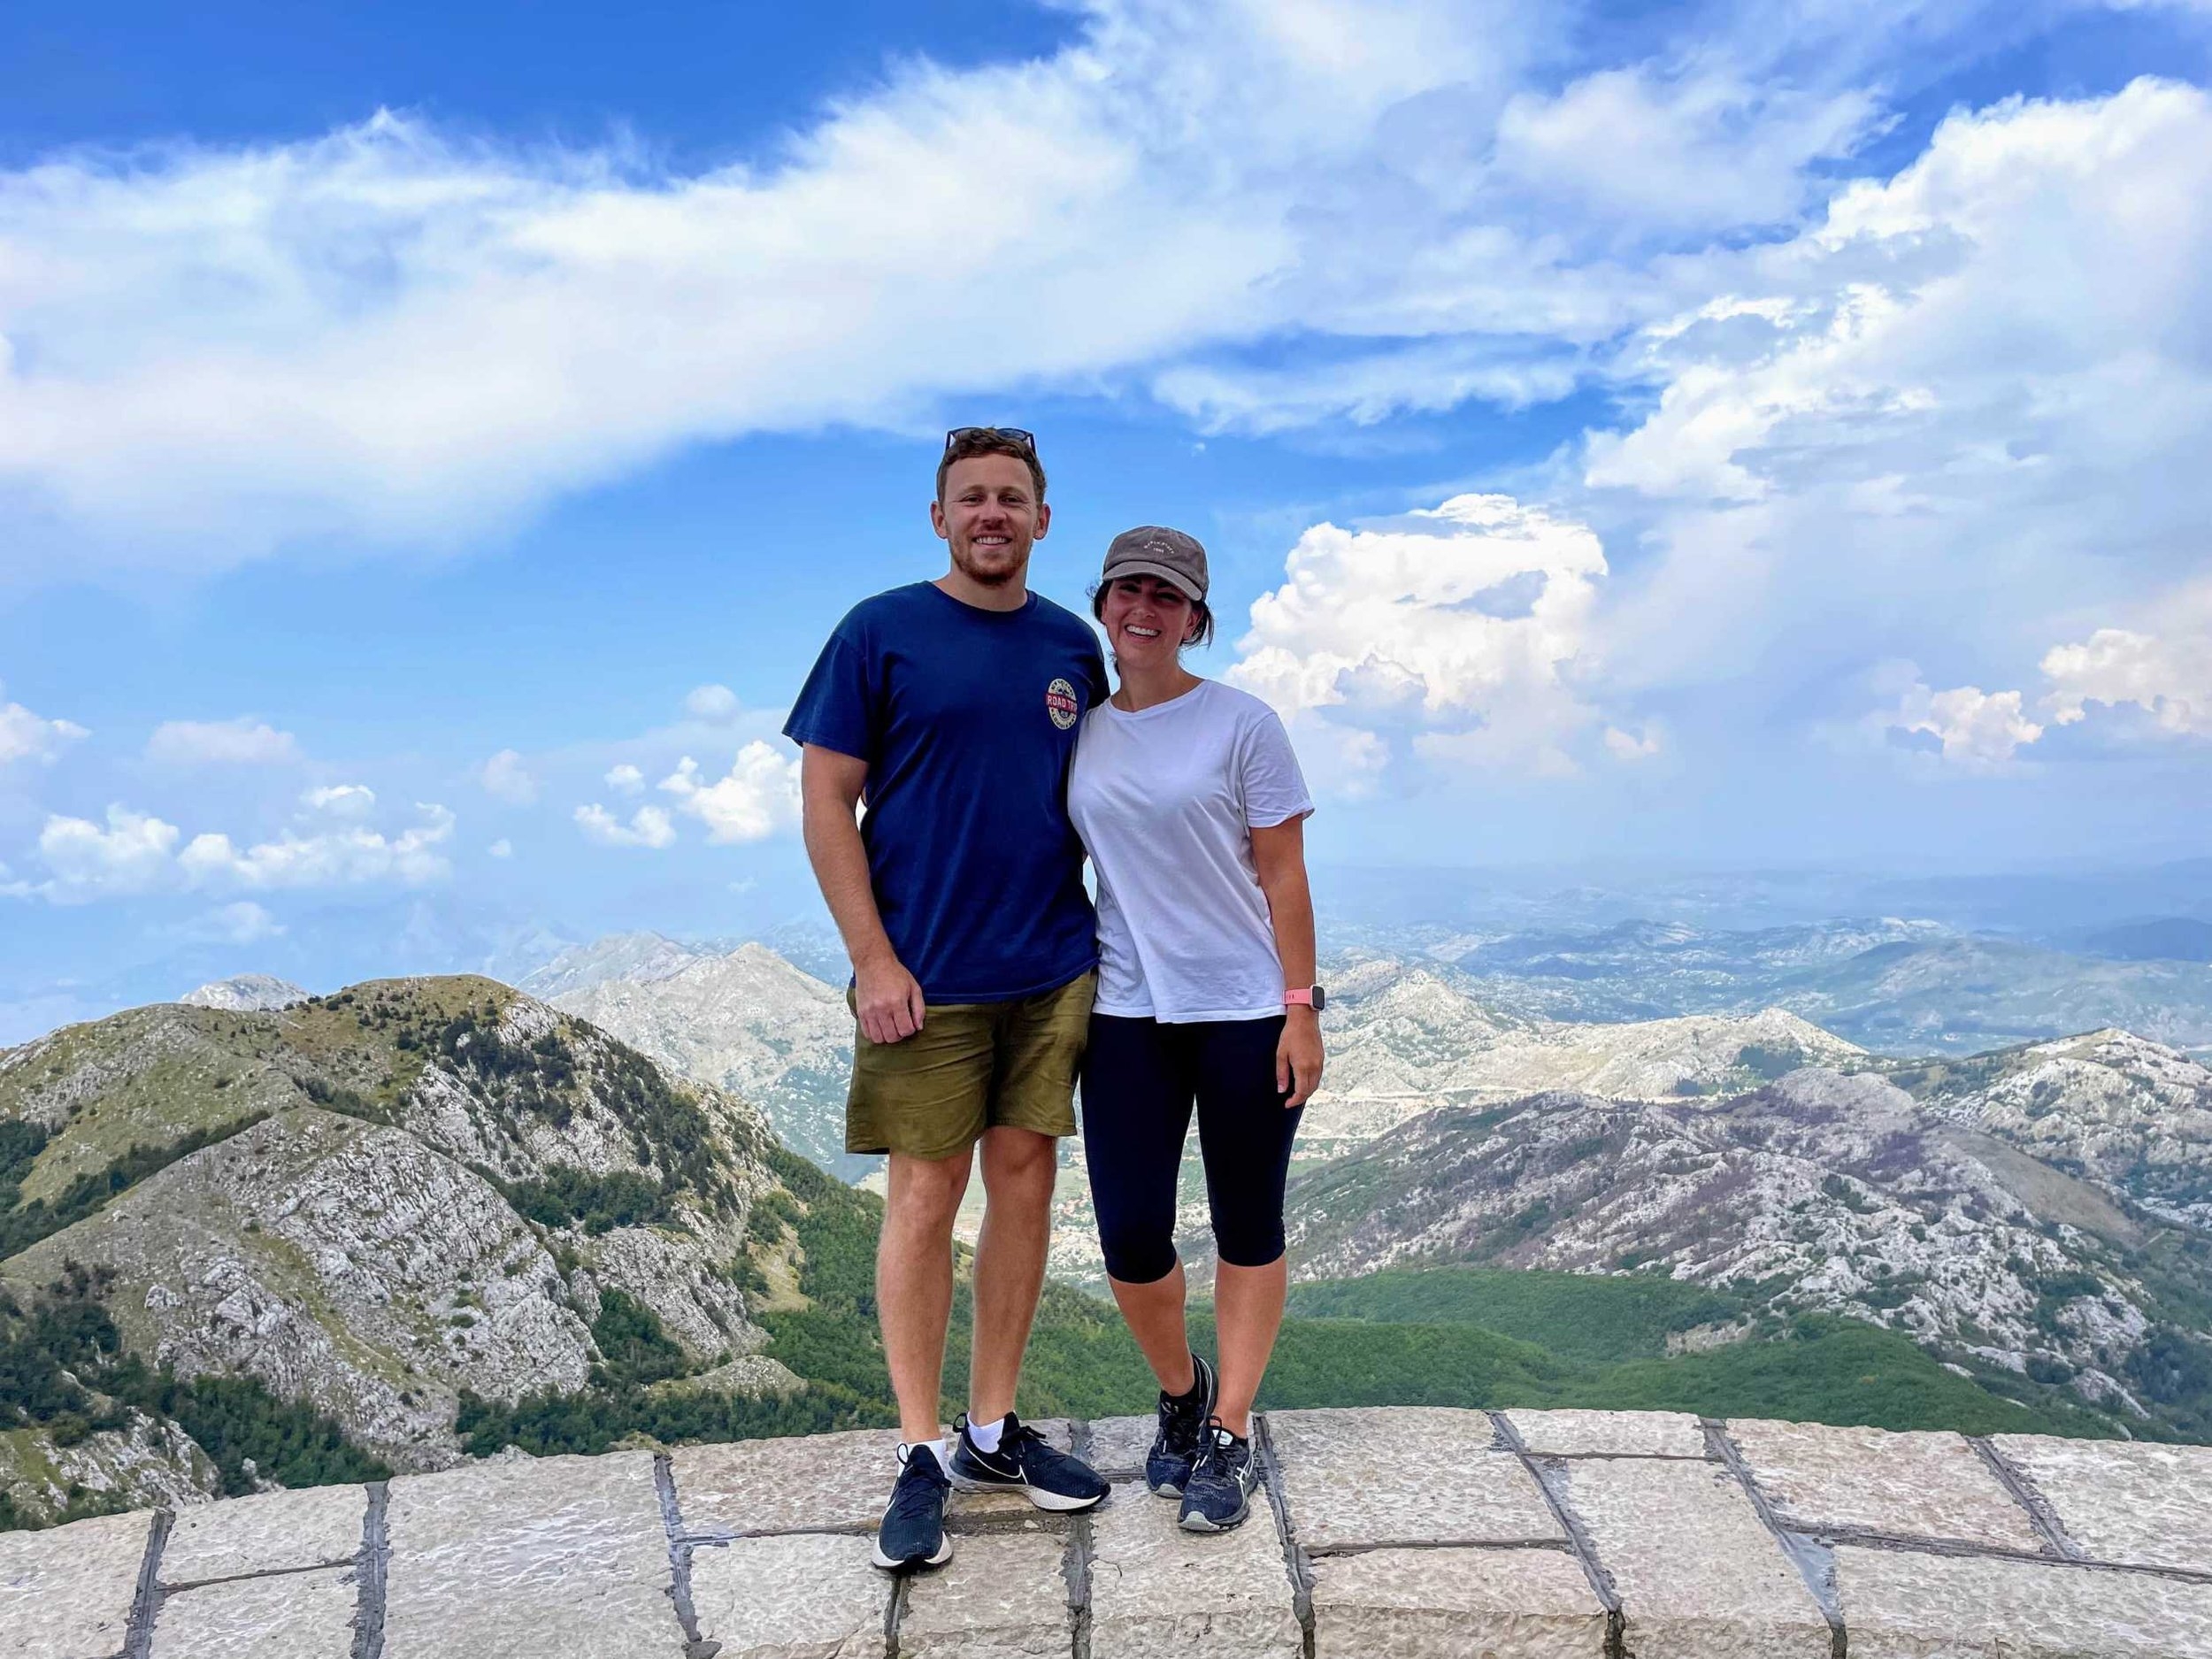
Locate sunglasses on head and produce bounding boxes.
[944,426,1036,455]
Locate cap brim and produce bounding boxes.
[1099,560,1207,603]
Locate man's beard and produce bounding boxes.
[951,536,1027,586]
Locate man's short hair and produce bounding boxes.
[937,427,1048,503]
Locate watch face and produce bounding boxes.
[1311,985,1327,1013]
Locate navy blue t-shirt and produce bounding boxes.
[784,582,1110,1002]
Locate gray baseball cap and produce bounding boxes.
[1101,526,1209,603]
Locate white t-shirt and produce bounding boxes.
[1068,678,1314,1023]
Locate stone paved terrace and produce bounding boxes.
[5,1409,2211,1658]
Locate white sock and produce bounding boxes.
[900,1439,949,1472]
[965,1414,1010,1455]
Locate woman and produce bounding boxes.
[1067,526,1324,1534]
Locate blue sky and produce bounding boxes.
[2,0,2209,1035]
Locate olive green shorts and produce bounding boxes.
[846,971,1095,1162]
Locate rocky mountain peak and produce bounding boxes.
[178,974,309,1012]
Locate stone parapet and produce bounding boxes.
[4,1409,2208,1658]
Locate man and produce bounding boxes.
[785,426,1111,1572]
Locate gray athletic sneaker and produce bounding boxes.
[1179,1420,1260,1532]
[1147,1353,1218,1498]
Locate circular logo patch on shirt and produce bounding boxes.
[1045,677,1080,730]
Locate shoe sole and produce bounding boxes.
[949,1471,1104,1513]
[1149,1479,1185,1499]
[872,1535,955,1571]
[1179,1494,1252,1532]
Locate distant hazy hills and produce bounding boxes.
[178,973,308,1012]
[523,933,864,1179]
[1395,918,2212,1053]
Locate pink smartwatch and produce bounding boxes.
[1284,986,1327,1012]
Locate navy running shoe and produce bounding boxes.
[1179,1420,1260,1533]
[872,1442,954,1572]
[948,1412,1109,1513]
[1147,1353,1218,1498]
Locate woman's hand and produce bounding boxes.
[1277,1005,1324,1107]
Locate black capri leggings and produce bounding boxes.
[1080,1013,1303,1285]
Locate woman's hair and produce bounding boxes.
[1089,579,1216,649]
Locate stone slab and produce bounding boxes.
[1729,1420,2043,1552]
[0,1508,151,1659]
[901,1528,1069,1656]
[1087,1482,1301,1659]
[1505,1409,1707,1459]
[1992,1435,2212,1572]
[1562,1456,1831,1659]
[1267,1409,1560,1551]
[160,1485,367,1586]
[1086,1417,1155,1482]
[1310,1545,1609,1659]
[672,1423,1076,1535]
[687,1532,890,1659]
[150,1564,357,1659]
[1837,1544,2212,1658]
[382,1450,683,1658]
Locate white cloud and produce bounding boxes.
[681,687,741,724]
[1877,676,2045,769]
[603,763,646,795]
[2,0,1966,576]
[145,718,299,766]
[574,802,677,849]
[1494,69,1881,240]
[478,749,539,805]
[32,807,182,902]
[658,744,802,843]
[192,900,285,944]
[0,682,88,764]
[302,782,376,819]
[487,837,514,858]
[1227,494,1612,787]
[1587,79,2212,700]
[178,803,456,890]
[2041,580,2212,737]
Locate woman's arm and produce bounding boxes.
[1252,814,1323,1107]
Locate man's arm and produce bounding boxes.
[799,744,926,1044]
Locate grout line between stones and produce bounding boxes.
[159,1558,365,1594]
[885,1570,910,1658]
[120,1507,173,1659]
[1064,1419,1094,1659]
[1970,1437,2085,1562]
[1302,1537,1583,1558]
[1704,1418,1846,1659]
[1489,1409,1624,1659]
[350,1481,388,1659]
[1252,1414,1316,1659]
[653,1453,719,1659]
[1824,1530,2212,1586]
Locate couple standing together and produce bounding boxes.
[785,426,1324,1571]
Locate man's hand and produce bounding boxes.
[856,953,927,1045]
[1277,1005,1324,1107]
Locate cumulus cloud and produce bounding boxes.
[2042,583,2212,737]
[477,749,538,806]
[145,718,299,766]
[1588,78,2212,700]
[178,803,456,890]
[12,799,454,902]
[658,744,803,843]
[0,681,88,765]
[487,837,514,858]
[603,763,646,795]
[574,802,677,849]
[301,782,376,819]
[1227,494,1617,787]
[1876,674,2046,770]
